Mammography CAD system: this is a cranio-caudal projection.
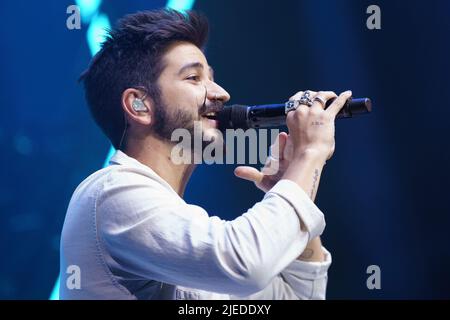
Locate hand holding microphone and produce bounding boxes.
[233,90,359,193]
[217,91,371,131]
[219,89,371,161]
[285,90,353,161]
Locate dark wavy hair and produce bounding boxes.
[79,9,209,149]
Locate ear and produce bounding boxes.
[121,88,153,126]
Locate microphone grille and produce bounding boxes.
[218,104,249,131]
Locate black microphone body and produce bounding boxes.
[218,97,372,131]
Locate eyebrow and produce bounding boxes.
[177,62,204,76]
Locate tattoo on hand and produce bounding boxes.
[310,169,319,199]
[311,121,324,126]
[300,248,314,260]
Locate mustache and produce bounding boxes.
[199,86,224,115]
[198,100,224,115]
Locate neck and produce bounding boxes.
[124,135,195,197]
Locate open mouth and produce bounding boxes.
[200,110,220,129]
[201,111,218,120]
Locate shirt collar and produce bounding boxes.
[109,149,144,168]
[108,150,182,198]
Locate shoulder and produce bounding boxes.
[102,164,174,197]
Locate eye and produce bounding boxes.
[186,75,201,81]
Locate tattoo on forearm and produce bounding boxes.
[300,248,314,260]
[310,169,319,199]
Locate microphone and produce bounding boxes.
[217,97,372,131]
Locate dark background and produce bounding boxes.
[1,0,449,299]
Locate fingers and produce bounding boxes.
[236,132,288,183]
[288,90,352,119]
[326,90,352,117]
[234,166,263,184]
[277,132,288,160]
[289,90,317,101]
[310,91,338,111]
[269,132,288,161]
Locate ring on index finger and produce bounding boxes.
[285,91,314,113]
[285,100,299,113]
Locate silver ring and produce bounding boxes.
[298,91,313,107]
[285,100,299,113]
[313,96,327,108]
[284,91,315,113]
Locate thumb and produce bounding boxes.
[234,166,263,184]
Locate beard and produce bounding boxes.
[152,99,197,142]
[151,96,223,153]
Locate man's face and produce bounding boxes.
[153,41,230,146]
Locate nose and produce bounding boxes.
[206,81,231,104]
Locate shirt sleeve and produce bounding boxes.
[96,169,327,297]
[231,247,332,300]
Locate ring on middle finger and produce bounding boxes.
[298,91,313,107]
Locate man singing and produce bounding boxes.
[60,8,352,299]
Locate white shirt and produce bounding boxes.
[60,150,331,300]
